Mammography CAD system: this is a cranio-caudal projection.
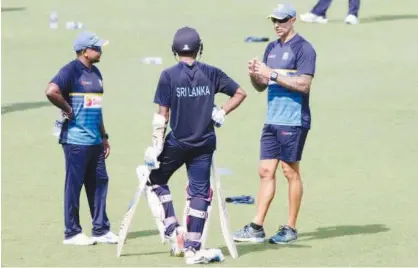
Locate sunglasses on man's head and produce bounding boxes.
[87,46,102,53]
[271,16,292,24]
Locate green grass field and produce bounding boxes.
[2,0,418,266]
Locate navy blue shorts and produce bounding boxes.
[149,137,214,200]
[260,124,309,163]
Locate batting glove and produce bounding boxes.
[144,146,160,170]
[212,106,226,128]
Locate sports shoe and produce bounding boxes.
[344,14,359,24]
[63,233,97,246]
[299,12,328,24]
[232,223,265,243]
[184,247,224,265]
[268,225,298,244]
[92,231,118,244]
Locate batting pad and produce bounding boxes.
[146,187,166,243]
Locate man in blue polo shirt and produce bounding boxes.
[142,26,247,264]
[233,4,317,244]
[45,31,117,246]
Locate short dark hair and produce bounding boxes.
[176,50,198,58]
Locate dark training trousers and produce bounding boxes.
[311,0,360,17]
[62,144,110,239]
[148,137,214,250]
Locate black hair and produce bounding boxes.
[176,51,198,58]
[172,43,204,59]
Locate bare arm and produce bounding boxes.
[151,69,171,153]
[157,105,170,122]
[221,88,247,115]
[100,118,107,137]
[272,73,313,94]
[151,105,169,153]
[248,59,268,92]
[101,115,111,158]
[254,61,314,95]
[45,83,72,113]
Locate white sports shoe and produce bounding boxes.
[299,12,328,24]
[344,14,359,24]
[63,233,97,246]
[184,247,203,265]
[184,247,224,265]
[92,231,118,244]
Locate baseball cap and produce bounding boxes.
[267,3,296,20]
[172,27,201,53]
[73,31,109,52]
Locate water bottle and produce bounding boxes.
[66,21,85,30]
[49,11,58,29]
[65,21,76,30]
[141,57,162,65]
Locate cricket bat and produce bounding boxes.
[116,166,150,258]
[211,154,239,259]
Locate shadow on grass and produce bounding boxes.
[1,7,26,12]
[119,229,166,257]
[120,250,168,257]
[221,242,311,257]
[328,14,418,23]
[220,224,389,257]
[299,224,390,241]
[126,229,159,240]
[118,224,390,258]
[1,101,51,115]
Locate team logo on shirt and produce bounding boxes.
[282,52,289,60]
[176,86,210,98]
[281,130,294,136]
[83,94,103,108]
[81,80,92,86]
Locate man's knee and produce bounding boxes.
[148,169,170,186]
[281,162,300,181]
[186,150,213,200]
[186,182,213,203]
[258,160,278,179]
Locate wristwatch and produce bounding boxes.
[103,133,109,140]
[270,71,278,81]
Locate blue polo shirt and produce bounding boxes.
[154,61,239,148]
[50,59,104,145]
[263,34,316,129]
